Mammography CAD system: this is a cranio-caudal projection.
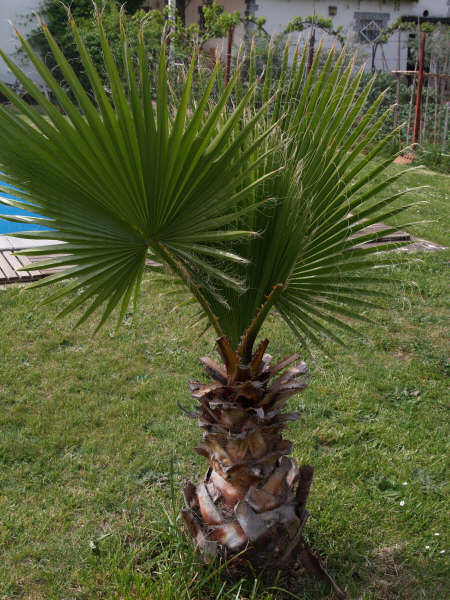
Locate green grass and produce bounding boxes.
[0,165,449,599]
[363,160,449,247]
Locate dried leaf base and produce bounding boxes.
[181,337,345,598]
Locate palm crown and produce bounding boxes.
[0,13,412,357]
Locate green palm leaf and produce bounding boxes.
[0,11,272,332]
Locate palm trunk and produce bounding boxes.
[181,337,345,597]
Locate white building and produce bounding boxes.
[183,1,449,72]
[0,0,42,85]
[252,0,450,71]
[1,0,449,85]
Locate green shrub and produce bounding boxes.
[23,1,163,92]
[22,0,244,96]
[413,144,450,174]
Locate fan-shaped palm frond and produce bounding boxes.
[0,11,273,331]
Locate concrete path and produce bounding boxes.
[0,235,60,252]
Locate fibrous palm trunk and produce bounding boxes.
[182,337,345,597]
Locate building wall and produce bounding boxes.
[0,0,43,84]
[255,0,449,72]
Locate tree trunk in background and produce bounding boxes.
[406,67,417,146]
[394,30,401,145]
[224,27,234,86]
[422,65,430,142]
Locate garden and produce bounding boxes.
[0,2,449,599]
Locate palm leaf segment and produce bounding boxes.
[0,11,271,330]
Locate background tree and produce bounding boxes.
[23,1,163,91]
[22,0,246,93]
[123,0,146,12]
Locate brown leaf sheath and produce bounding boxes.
[181,337,314,573]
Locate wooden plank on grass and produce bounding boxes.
[359,223,411,242]
[4,251,31,278]
[28,254,67,274]
[0,252,17,280]
[17,253,42,277]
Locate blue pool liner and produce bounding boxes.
[0,179,49,234]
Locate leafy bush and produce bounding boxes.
[77,6,164,88]
[413,144,450,174]
[23,1,163,92]
[22,0,246,95]
[360,70,446,155]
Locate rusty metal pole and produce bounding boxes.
[306,26,315,76]
[412,31,426,147]
[224,26,234,86]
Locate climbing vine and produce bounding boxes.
[284,14,345,46]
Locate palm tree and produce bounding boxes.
[0,11,413,593]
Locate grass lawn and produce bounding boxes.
[0,164,448,599]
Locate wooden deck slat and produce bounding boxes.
[0,252,17,280]
[28,255,66,274]
[0,251,49,284]
[4,251,31,278]
[28,254,68,274]
[18,253,42,276]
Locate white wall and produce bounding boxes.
[256,0,449,72]
[0,0,42,84]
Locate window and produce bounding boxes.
[354,12,390,43]
[328,7,337,17]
